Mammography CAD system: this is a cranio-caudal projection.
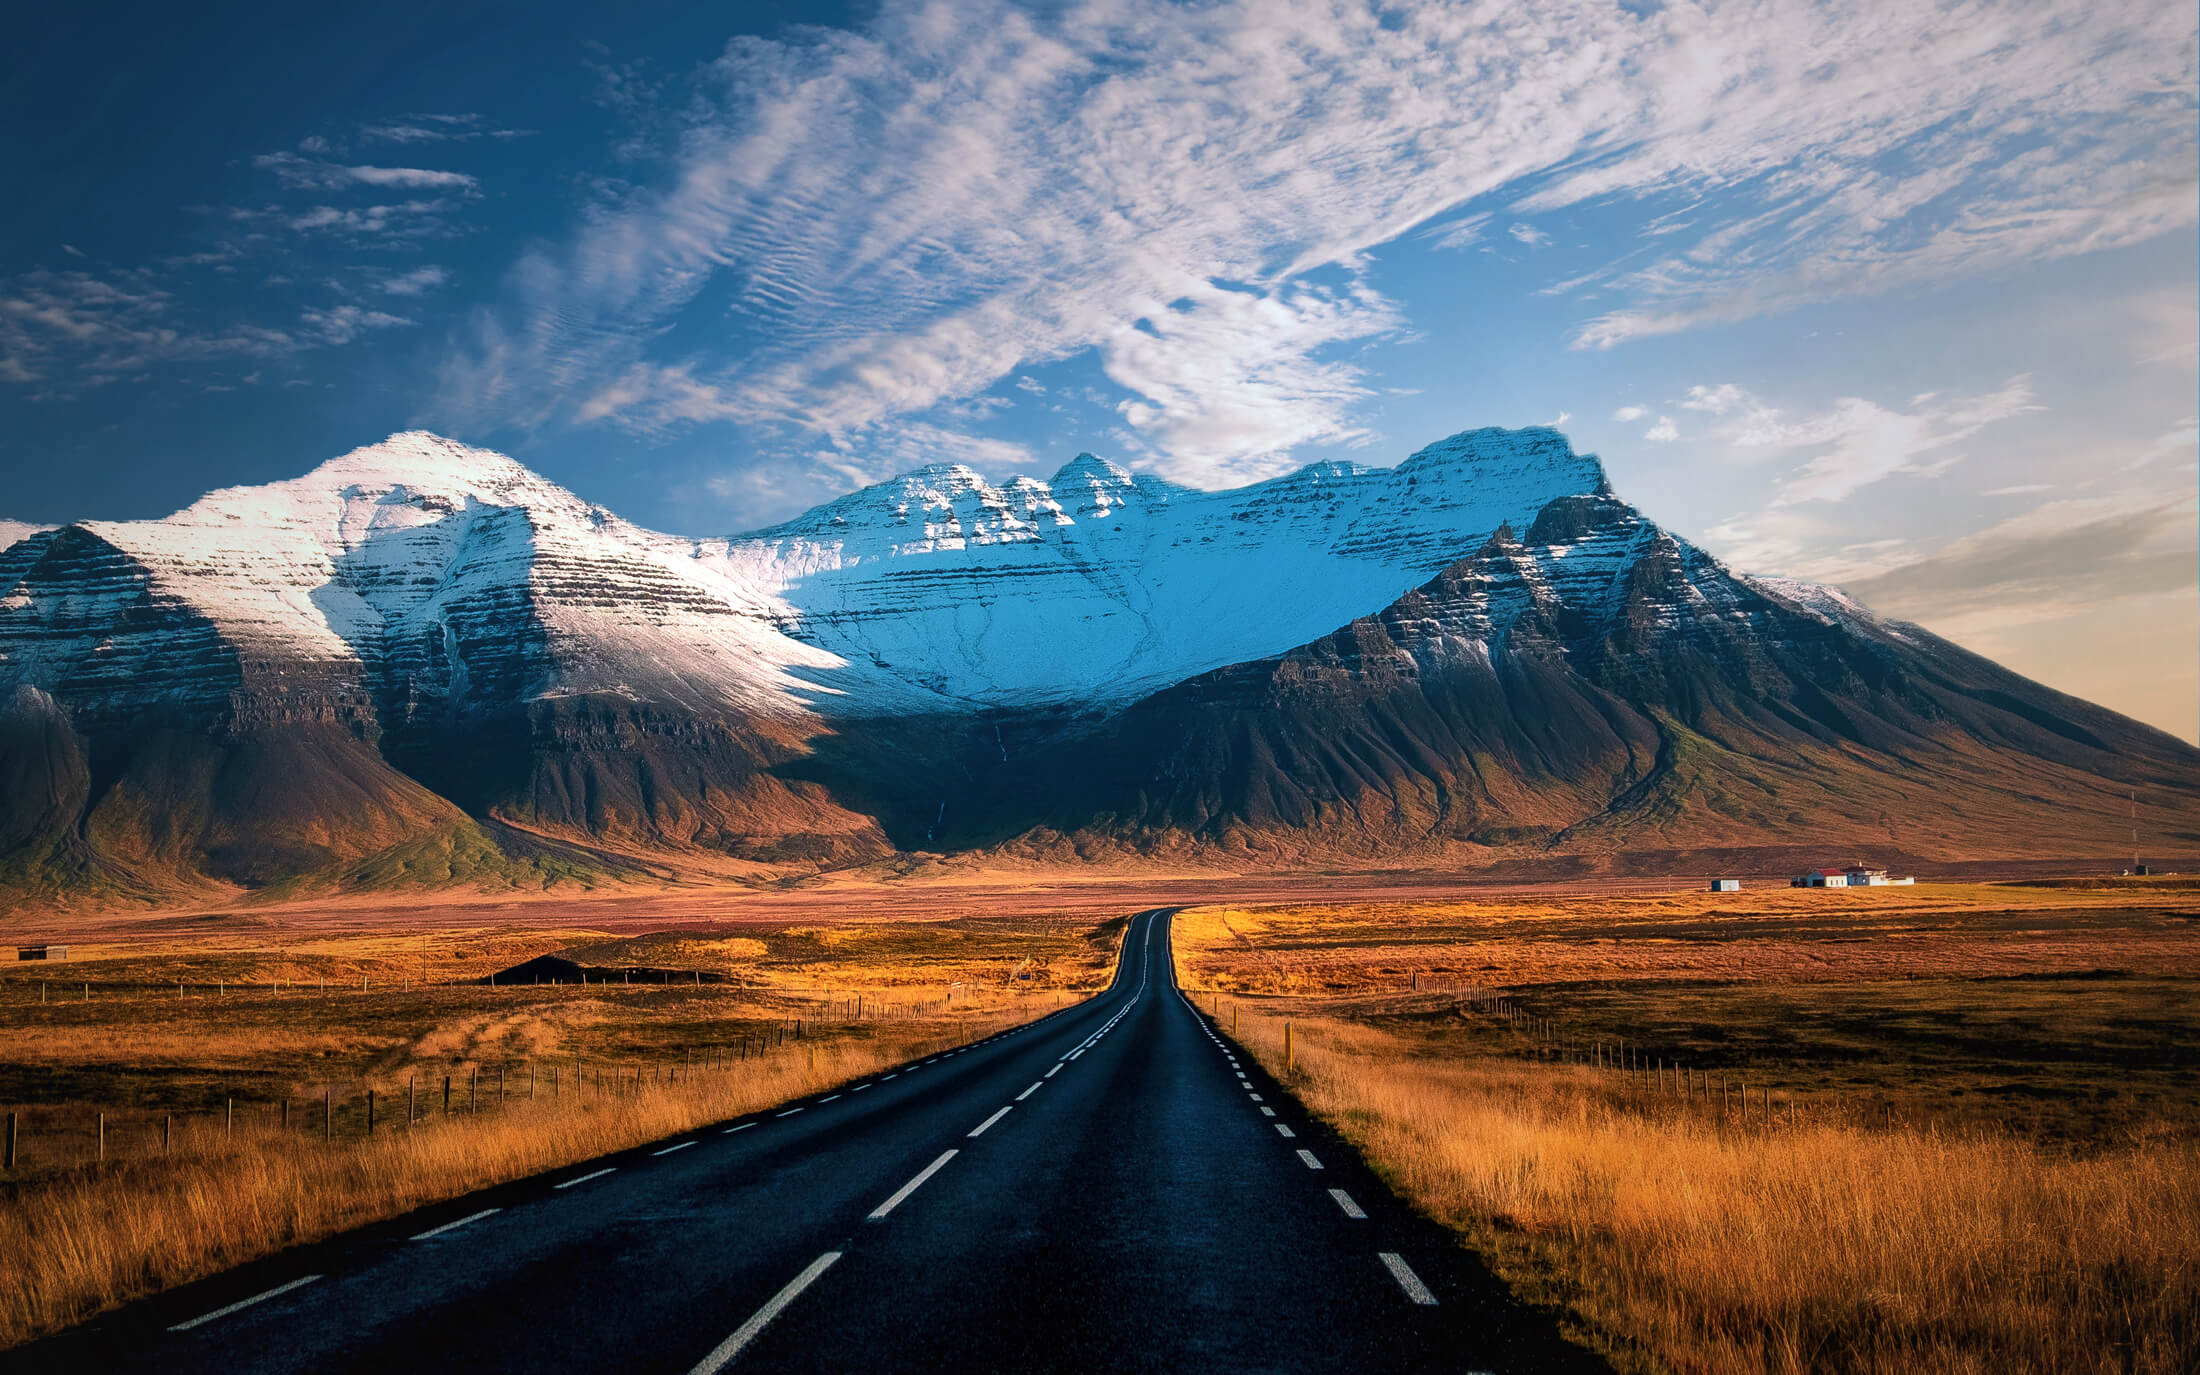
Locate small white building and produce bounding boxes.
[1710,878,1741,892]
[1794,869,1849,887]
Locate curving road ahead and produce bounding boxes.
[8,910,1607,1374]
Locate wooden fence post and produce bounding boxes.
[97,1112,104,1162]
[3,1112,14,1170]
[1285,1022,1294,1074]
[367,1090,376,1137]
[323,1090,330,1141]
[409,1074,416,1124]
[226,1097,233,1134]
[444,1075,452,1115]
[163,1115,172,1153]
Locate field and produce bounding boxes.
[1172,882,2200,1374]
[0,906,1127,1350]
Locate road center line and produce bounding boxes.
[1296,1150,1324,1171]
[724,1123,755,1135]
[167,1274,323,1332]
[819,1094,841,1102]
[968,1106,1013,1137]
[1379,1252,1438,1305]
[1329,1188,1367,1219]
[653,1141,697,1156]
[686,1251,844,1375]
[1259,1106,1276,1117]
[776,1108,804,1118]
[1016,1082,1043,1100]
[1046,1063,1064,1077]
[411,1208,500,1241]
[555,1167,617,1190]
[883,1073,898,1080]
[1274,1124,1295,1138]
[869,1149,959,1220]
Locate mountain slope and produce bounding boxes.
[892,491,2200,865]
[2,427,2194,900]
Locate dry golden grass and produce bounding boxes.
[0,1021,1019,1350]
[0,908,1127,1351]
[1174,896,2200,1374]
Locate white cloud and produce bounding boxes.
[379,265,451,296]
[1983,483,2053,496]
[0,268,295,391]
[1421,212,1490,251]
[1681,376,2042,505]
[1645,416,1679,442]
[252,151,479,194]
[299,305,413,346]
[59,244,84,259]
[1508,222,1551,247]
[434,0,2195,489]
[1612,405,1647,423]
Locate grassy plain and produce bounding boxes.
[0,907,1125,1350]
[1174,883,2200,1374]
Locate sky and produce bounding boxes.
[2,0,2196,739]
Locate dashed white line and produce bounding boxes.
[819,1094,841,1103]
[868,1149,959,1220]
[1046,1063,1064,1077]
[852,1084,872,1092]
[1015,1082,1043,1101]
[967,1106,1013,1138]
[1259,1106,1276,1117]
[167,1275,323,1332]
[883,1073,899,1080]
[1379,1252,1438,1305]
[653,1141,697,1156]
[411,1208,500,1241]
[686,1250,843,1374]
[724,1123,755,1135]
[1296,1150,1325,1171]
[776,1109,804,1118]
[555,1167,617,1190]
[1330,1188,1367,1219]
[1274,1124,1296,1138]
[1249,1094,1263,1103]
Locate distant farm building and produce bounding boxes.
[15,944,66,961]
[1710,878,1741,892]
[1792,865,1915,888]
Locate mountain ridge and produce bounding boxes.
[2,427,2195,905]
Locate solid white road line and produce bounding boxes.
[724,1123,755,1135]
[1274,1124,1295,1138]
[1379,1252,1438,1305]
[687,1251,844,1375]
[555,1167,617,1190]
[1329,1189,1368,1219]
[167,1274,324,1332]
[968,1106,1013,1138]
[1296,1150,1324,1171]
[653,1141,697,1156]
[868,1149,959,1220]
[411,1208,500,1241]
[1016,1081,1043,1101]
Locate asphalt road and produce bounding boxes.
[8,909,1608,1374]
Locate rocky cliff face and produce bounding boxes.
[2,428,2194,899]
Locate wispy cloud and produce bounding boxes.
[355,113,536,145]
[1682,376,2042,505]
[0,268,294,391]
[252,151,479,193]
[378,265,451,296]
[438,0,2190,488]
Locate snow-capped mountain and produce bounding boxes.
[711,427,1604,709]
[2,427,2194,899]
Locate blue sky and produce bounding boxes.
[3,0,2196,737]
